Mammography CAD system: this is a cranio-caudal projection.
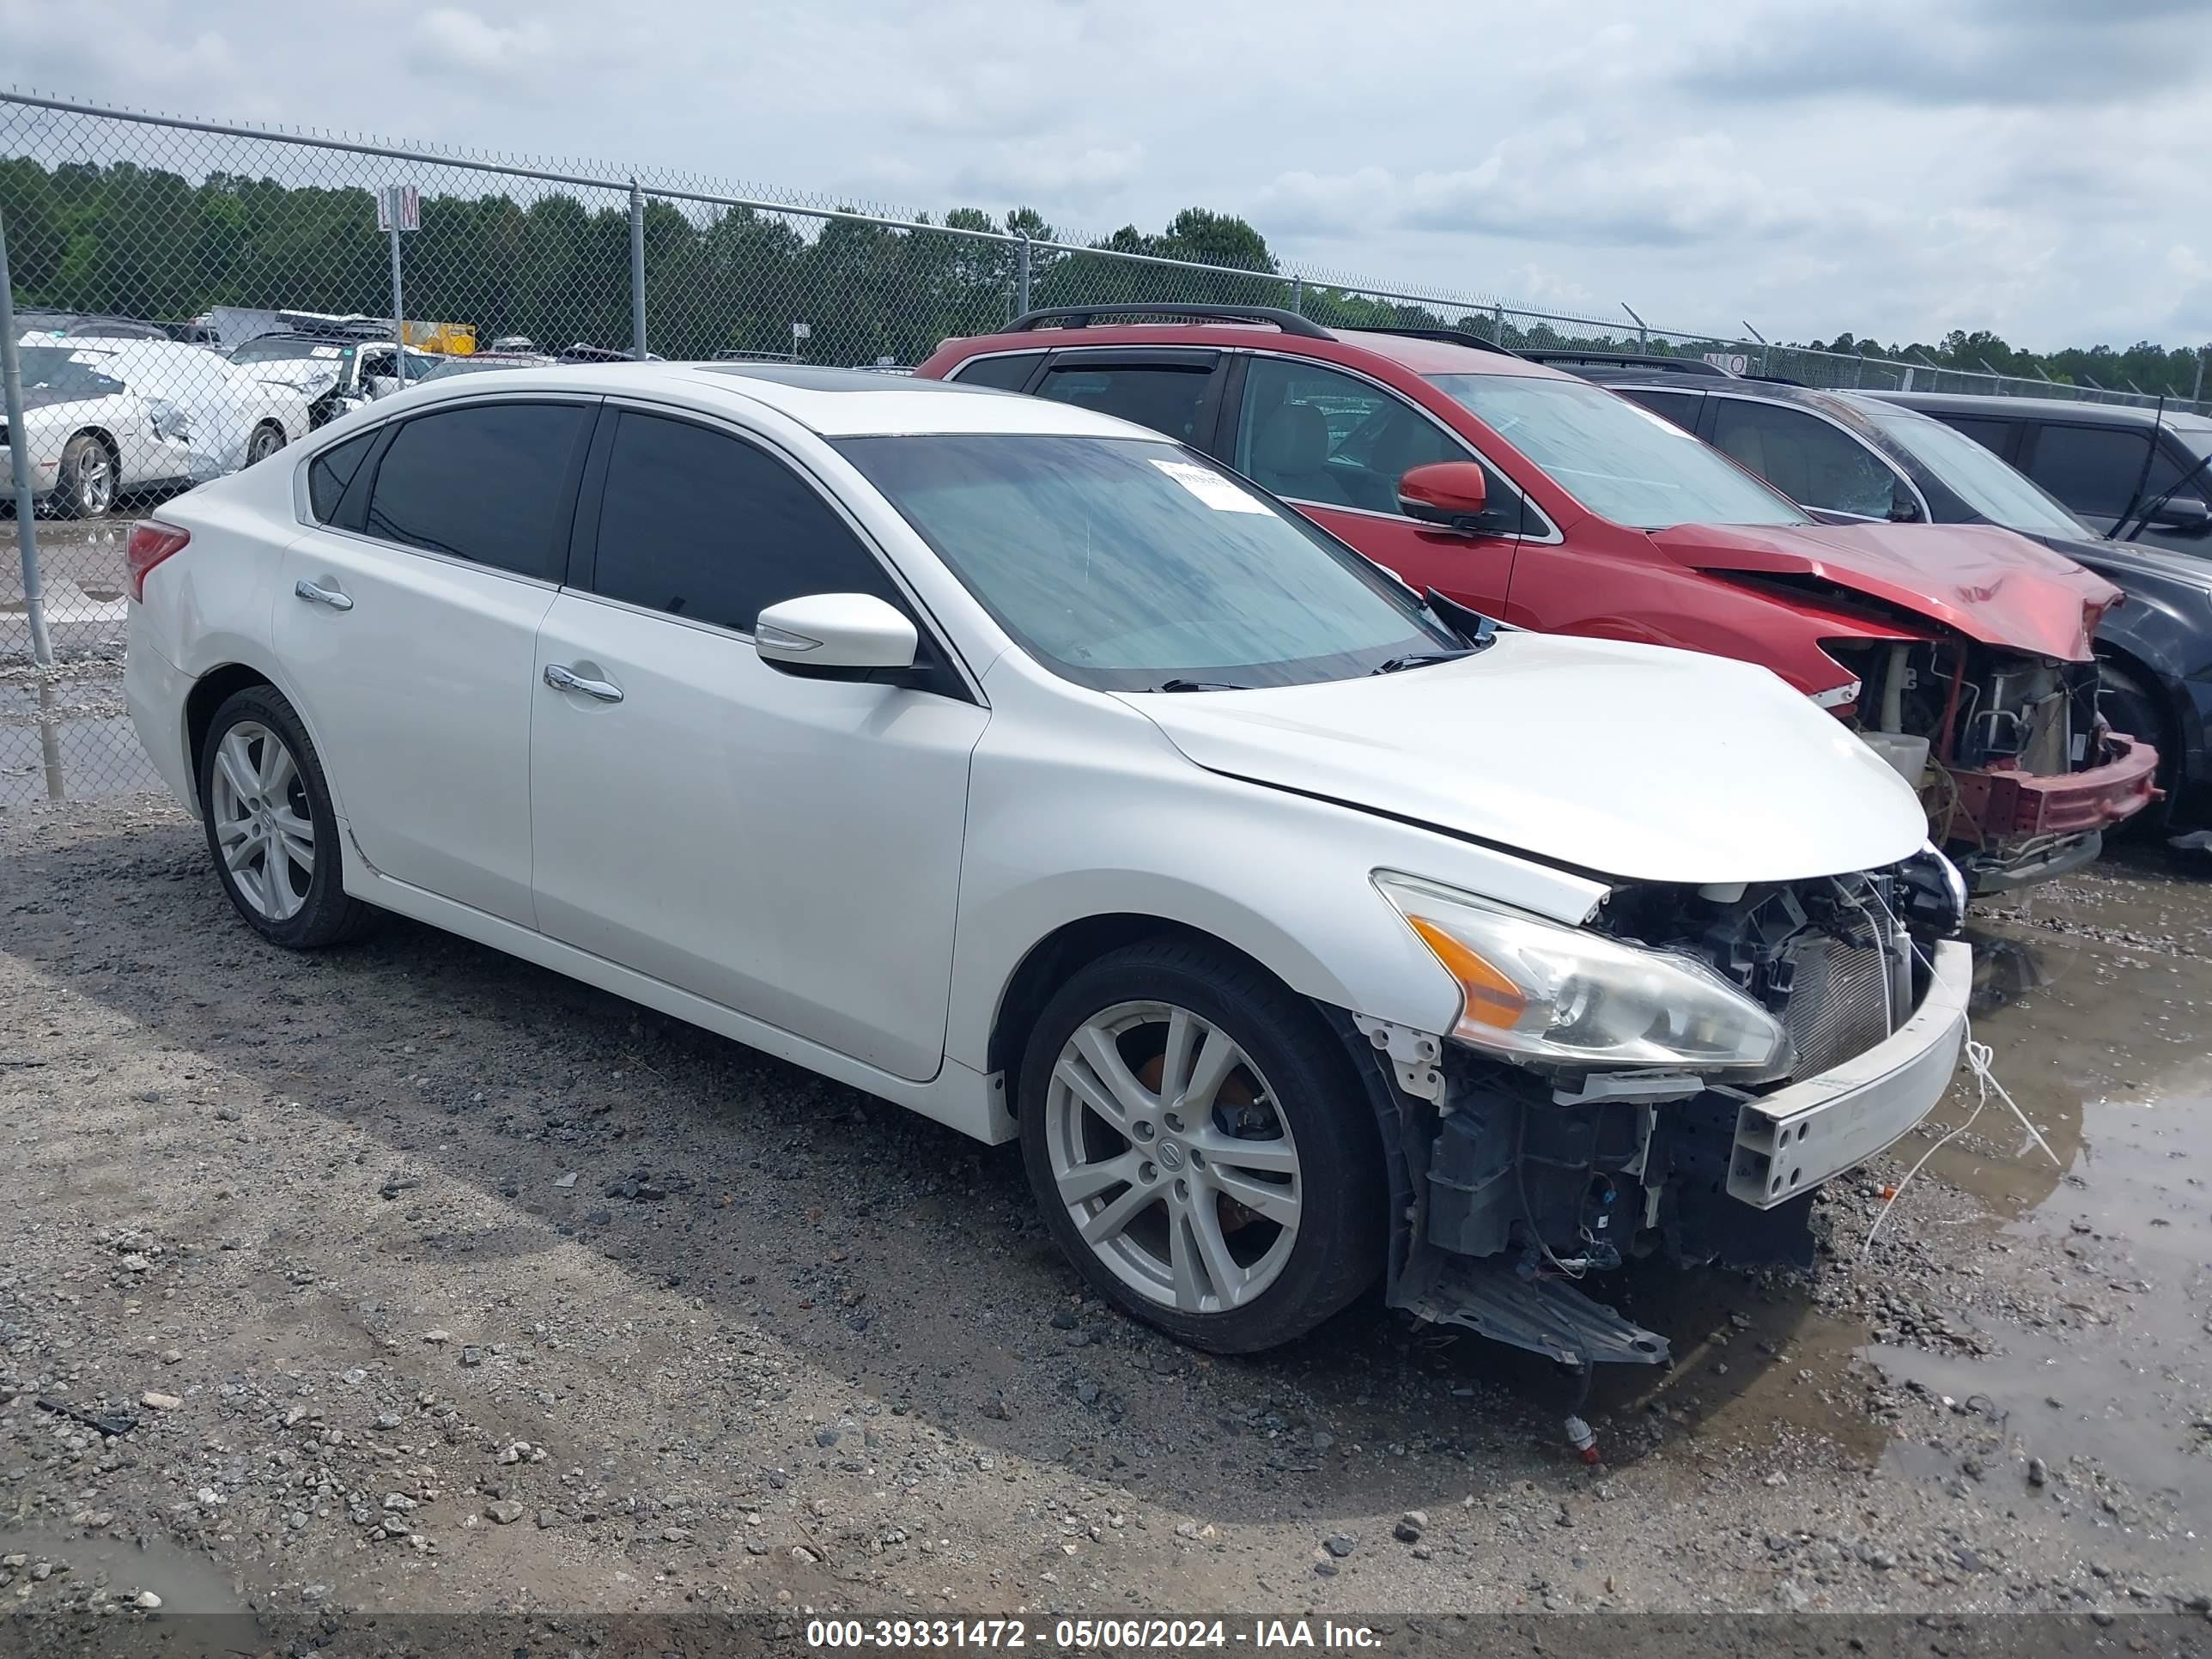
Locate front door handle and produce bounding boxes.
[294,579,354,611]
[544,662,623,703]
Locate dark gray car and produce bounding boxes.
[1525,356,2212,830]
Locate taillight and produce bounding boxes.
[126,521,191,603]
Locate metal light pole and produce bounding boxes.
[0,204,55,667]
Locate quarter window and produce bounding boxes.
[1710,399,1904,519]
[361,402,590,580]
[1236,356,1474,517]
[1619,387,1704,433]
[1031,363,1215,445]
[949,352,1044,392]
[307,432,374,523]
[2026,424,2182,520]
[588,412,901,631]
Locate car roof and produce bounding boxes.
[1874,389,2212,433]
[351,361,1158,440]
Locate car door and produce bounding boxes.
[1223,354,1528,613]
[528,404,988,1082]
[273,397,596,925]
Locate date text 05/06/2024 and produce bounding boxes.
[805,1617,1383,1650]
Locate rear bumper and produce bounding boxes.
[1728,938,1971,1208]
[1947,732,2160,840]
[123,626,198,812]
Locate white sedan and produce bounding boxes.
[124,363,1971,1361]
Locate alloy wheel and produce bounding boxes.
[1044,1000,1303,1315]
[77,446,115,514]
[209,721,316,921]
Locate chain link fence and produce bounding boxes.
[3,89,2205,801]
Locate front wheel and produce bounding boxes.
[246,422,287,465]
[196,685,374,948]
[1017,938,1384,1353]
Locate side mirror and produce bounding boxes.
[755,592,919,678]
[1397,461,1492,532]
[365,375,399,398]
[2148,495,2212,533]
[1886,483,1923,523]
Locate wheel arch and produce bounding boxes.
[985,913,1364,1110]
[182,657,351,823]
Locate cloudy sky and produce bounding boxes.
[6,0,2208,350]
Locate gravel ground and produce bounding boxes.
[1,793,2208,1647]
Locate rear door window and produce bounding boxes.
[1031,361,1218,446]
[1710,398,1905,519]
[360,402,592,580]
[586,411,902,632]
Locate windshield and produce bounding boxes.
[1427,373,1811,529]
[1861,407,2087,535]
[836,434,1458,693]
[15,346,125,396]
[231,336,349,365]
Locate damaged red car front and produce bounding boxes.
[1670,520,2160,892]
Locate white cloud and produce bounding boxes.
[411,7,552,79]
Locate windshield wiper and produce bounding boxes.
[1155,678,1249,693]
[1370,650,1474,675]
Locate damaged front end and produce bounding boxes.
[1346,852,1971,1370]
[1826,640,2159,892]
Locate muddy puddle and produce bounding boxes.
[0,1525,258,1650]
[1863,870,2211,1562]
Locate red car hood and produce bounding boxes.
[1648,520,2118,661]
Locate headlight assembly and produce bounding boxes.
[1375,872,1787,1073]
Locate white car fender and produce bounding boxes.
[942,658,1610,1099]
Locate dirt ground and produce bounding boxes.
[1,783,2209,1650]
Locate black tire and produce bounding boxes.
[2096,656,2172,835]
[52,432,118,519]
[246,422,287,465]
[195,684,374,948]
[1016,937,1385,1353]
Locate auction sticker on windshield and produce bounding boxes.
[1151,458,1270,514]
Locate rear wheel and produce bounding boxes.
[196,685,374,948]
[246,422,287,465]
[52,433,117,519]
[1017,939,1383,1352]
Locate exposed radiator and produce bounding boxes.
[1782,935,1896,1080]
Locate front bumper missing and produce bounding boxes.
[1727,938,1971,1208]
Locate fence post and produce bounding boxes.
[386,194,407,387]
[629,180,648,360]
[1290,274,1304,316]
[2192,348,2205,410]
[1621,301,1646,349]
[1016,231,1032,318]
[0,204,55,669]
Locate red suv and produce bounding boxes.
[918,305,2157,891]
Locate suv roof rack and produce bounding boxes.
[1345,325,1520,359]
[1002,302,1334,340]
[1518,349,1739,378]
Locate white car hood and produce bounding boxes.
[1120,632,1929,886]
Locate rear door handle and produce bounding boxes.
[544,663,623,703]
[294,579,354,611]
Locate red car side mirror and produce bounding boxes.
[1398,461,1491,530]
